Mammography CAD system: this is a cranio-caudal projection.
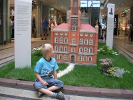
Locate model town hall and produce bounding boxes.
[51,0,98,66]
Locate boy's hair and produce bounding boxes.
[41,43,53,57]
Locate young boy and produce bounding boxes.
[34,43,65,100]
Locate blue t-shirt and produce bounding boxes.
[42,20,49,29]
[34,57,59,78]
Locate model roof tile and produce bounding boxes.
[53,23,96,33]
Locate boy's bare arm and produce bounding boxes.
[35,72,49,85]
[53,71,57,79]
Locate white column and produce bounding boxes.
[15,0,32,68]
[106,3,115,49]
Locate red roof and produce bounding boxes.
[80,24,96,31]
[53,23,96,32]
[54,23,68,30]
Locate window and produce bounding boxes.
[55,33,58,35]
[80,39,83,44]
[55,46,58,51]
[55,37,58,43]
[60,46,63,52]
[65,33,68,36]
[84,47,88,53]
[84,56,87,61]
[64,38,68,43]
[74,0,77,7]
[59,54,62,60]
[72,38,76,44]
[90,34,93,37]
[54,54,58,59]
[64,46,68,52]
[79,56,82,61]
[60,37,63,43]
[64,55,67,60]
[80,33,83,36]
[72,26,76,31]
[89,48,93,53]
[84,39,88,45]
[89,39,93,45]
[88,56,92,62]
[60,33,63,35]
[79,47,83,53]
[71,47,75,52]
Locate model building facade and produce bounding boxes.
[51,0,98,65]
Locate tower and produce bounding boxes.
[67,0,81,63]
[69,0,81,32]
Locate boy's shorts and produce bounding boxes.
[34,78,64,89]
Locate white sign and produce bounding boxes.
[106,3,115,49]
[15,0,32,68]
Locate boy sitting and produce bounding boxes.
[34,43,65,100]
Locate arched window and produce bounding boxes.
[84,39,88,45]
[79,56,82,61]
[64,38,68,43]
[88,56,92,62]
[60,46,63,52]
[64,55,67,60]
[59,54,62,60]
[54,54,58,59]
[64,46,68,52]
[89,39,93,45]
[84,56,87,61]
[72,38,76,44]
[55,37,58,43]
[55,46,58,51]
[89,48,93,53]
[80,39,83,44]
[79,47,83,53]
[84,47,88,53]
[71,47,75,52]
[60,37,63,43]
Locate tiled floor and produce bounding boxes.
[0,85,131,100]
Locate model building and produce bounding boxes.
[51,0,98,66]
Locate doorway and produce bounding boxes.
[71,55,75,63]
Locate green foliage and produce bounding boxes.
[98,45,119,55]
[33,47,42,56]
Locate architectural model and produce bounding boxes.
[51,0,98,66]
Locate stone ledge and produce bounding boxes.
[17,80,35,89]
[0,78,133,98]
[0,78,18,86]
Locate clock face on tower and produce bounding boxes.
[72,20,77,25]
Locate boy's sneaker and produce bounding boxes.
[37,90,44,98]
[56,92,65,100]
